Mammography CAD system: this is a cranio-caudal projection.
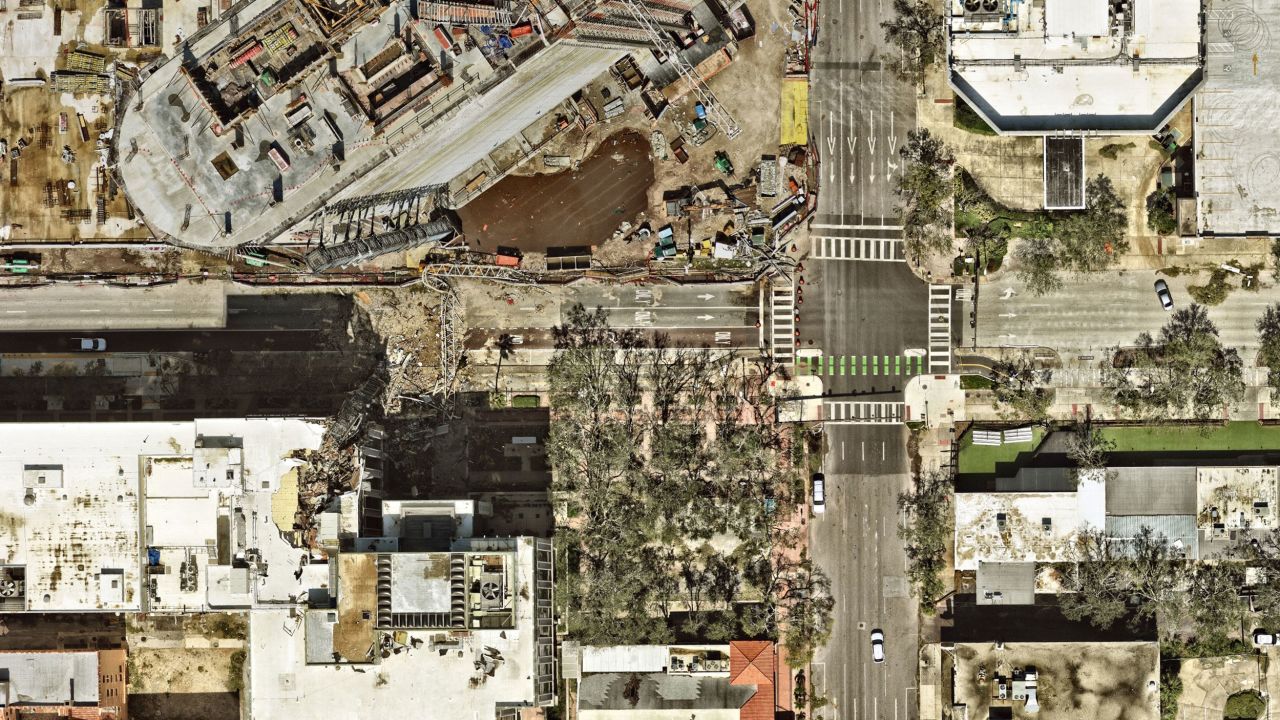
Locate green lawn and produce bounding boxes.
[1099,422,1280,452]
[953,98,998,136]
[958,427,1045,475]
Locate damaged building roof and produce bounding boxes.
[0,419,325,612]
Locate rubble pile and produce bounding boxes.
[291,434,357,549]
[352,289,448,414]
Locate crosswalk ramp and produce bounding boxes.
[810,235,905,262]
[928,285,953,374]
[770,283,796,363]
[823,401,906,425]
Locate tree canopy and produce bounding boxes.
[895,128,955,261]
[1011,175,1130,295]
[1059,527,1188,636]
[990,357,1054,423]
[1102,304,1245,422]
[880,0,945,87]
[1256,303,1280,393]
[898,470,953,612]
[549,305,830,661]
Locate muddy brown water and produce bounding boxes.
[456,130,654,252]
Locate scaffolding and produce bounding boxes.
[417,0,514,27]
[65,50,107,73]
[305,217,458,272]
[421,262,538,285]
[49,72,111,93]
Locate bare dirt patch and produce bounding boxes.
[953,641,1159,720]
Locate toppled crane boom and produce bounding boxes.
[619,0,740,138]
[305,217,457,272]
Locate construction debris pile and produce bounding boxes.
[291,434,358,549]
[351,288,451,415]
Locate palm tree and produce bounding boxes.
[493,333,517,392]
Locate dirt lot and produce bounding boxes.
[126,613,247,720]
[1176,654,1269,720]
[456,131,654,254]
[457,0,796,267]
[128,648,242,720]
[953,641,1159,720]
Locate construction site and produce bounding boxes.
[101,0,804,273]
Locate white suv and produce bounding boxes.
[812,473,825,514]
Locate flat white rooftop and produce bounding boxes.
[0,419,324,612]
[948,0,1203,133]
[247,538,543,720]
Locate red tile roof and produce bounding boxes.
[730,640,776,720]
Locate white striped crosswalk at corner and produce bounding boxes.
[810,235,906,262]
[770,283,796,362]
[928,284,953,374]
[823,401,905,425]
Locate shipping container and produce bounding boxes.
[268,146,290,172]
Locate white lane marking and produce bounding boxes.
[152,309,174,313]
[4,310,26,314]
[79,309,102,313]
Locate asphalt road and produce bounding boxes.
[966,270,1275,360]
[464,282,762,351]
[807,0,927,715]
[0,281,226,330]
[812,426,916,720]
[225,293,353,331]
[0,329,327,353]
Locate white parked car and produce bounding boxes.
[73,337,106,351]
[1254,629,1276,646]
[811,473,825,514]
[871,629,885,663]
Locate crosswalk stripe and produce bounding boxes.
[823,400,907,425]
[810,234,906,262]
[770,282,796,363]
[928,284,953,373]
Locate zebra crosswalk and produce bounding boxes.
[928,285,953,374]
[823,401,906,425]
[770,282,796,363]
[800,354,926,377]
[810,235,905,262]
[808,223,904,262]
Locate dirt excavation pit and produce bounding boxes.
[456,131,655,253]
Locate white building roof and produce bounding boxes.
[0,419,325,612]
[0,651,98,705]
[948,0,1203,133]
[1045,0,1109,38]
[955,476,1105,571]
[247,538,544,720]
[582,645,673,674]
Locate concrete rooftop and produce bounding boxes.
[948,0,1203,134]
[1196,0,1280,235]
[247,538,544,720]
[0,419,324,612]
[117,0,623,248]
